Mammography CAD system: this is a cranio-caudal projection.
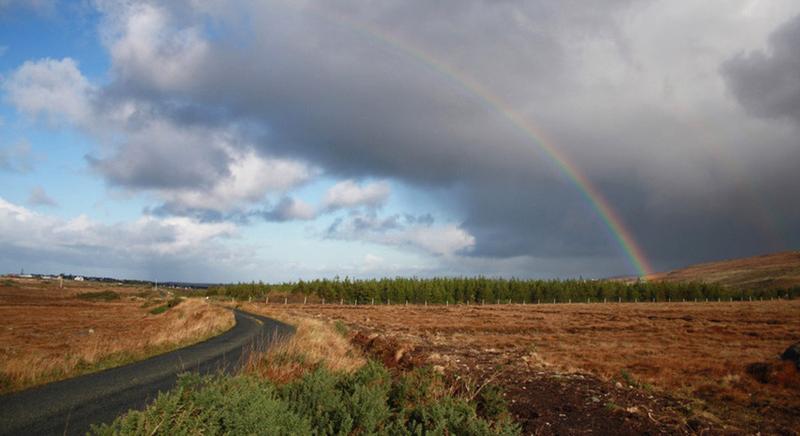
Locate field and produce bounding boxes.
[250,300,800,434]
[0,277,234,394]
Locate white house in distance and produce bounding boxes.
[73,276,85,282]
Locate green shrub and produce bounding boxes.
[477,383,509,420]
[93,361,520,435]
[333,320,349,336]
[148,297,182,315]
[92,374,312,435]
[76,291,120,301]
[148,305,168,315]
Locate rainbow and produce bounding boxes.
[296,5,655,277]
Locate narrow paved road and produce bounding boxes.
[0,309,293,436]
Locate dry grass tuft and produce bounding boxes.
[236,303,365,383]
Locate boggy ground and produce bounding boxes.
[268,300,800,435]
[0,277,234,394]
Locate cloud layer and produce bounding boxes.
[3,0,800,279]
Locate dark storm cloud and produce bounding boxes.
[51,0,800,275]
[722,14,800,124]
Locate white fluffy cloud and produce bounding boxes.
[326,212,475,256]
[100,1,209,91]
[400,225,476,257]
[161,148,316,213]
[323,180,390,211]
[3,57,93,125]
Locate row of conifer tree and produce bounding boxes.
[205,277,799,303]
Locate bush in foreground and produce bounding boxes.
[92,361,520,435]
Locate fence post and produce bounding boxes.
[266,296,269,304]
[304,296,307,304]
[284,297,287,305]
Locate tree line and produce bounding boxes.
[205,277,800,304]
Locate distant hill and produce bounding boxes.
[645,251,800,290]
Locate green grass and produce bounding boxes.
[76,291,120,301]
[92,361,520,435]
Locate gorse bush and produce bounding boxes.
[92,361,520,435]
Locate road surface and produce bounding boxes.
[0,309,293,436]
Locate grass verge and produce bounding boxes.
[0,299,234,394]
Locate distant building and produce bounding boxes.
[73,276,85,282]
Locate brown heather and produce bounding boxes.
[270,299,800,433]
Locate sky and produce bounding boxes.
[1,0,799,282]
